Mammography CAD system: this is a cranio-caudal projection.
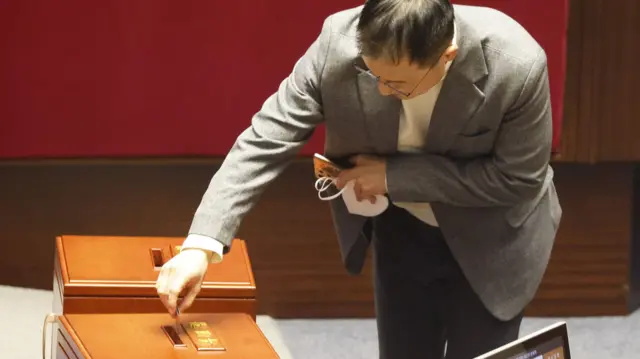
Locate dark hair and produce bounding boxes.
[356,0,455,68]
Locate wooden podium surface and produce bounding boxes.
[55,312,279,358]
[54,235,256,317]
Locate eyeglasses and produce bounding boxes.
[352,62,434,97]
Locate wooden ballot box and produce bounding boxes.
[54,312,279,359]
[53,235,256,318]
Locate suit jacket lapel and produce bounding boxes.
[355,71,401,155]
[425,72,485,153]
[426,16,489,154]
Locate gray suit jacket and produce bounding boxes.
[190,5,562,321]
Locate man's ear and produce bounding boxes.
[443,45,458,62]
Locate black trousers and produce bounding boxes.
[372,205,523,359]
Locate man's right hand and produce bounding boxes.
[155,248,211,316]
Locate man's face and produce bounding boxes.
[361,45,458,100]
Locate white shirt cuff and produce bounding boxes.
[182,234,224,263]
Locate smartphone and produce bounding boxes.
[313,153,343,179]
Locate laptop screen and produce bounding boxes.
[475,322,571,359]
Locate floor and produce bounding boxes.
[2,285,638,359]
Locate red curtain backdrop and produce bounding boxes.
[0,0,566,158]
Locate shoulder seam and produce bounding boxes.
[515,48,545,103]
[483,44,534,65]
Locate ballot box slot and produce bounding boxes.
[161,325,186,348]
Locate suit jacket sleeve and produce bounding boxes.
[188,17,333,250]
[385,49,552,207]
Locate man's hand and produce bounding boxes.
[156,248,211,317]
[336,155,387,202]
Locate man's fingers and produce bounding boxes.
[336,169,351,188]
[358,183,375,202]
[156,264,172,296]
[156,264,184,316]
[350,155,378,166]
[156,251,209,318]
[165,272,189,315]
[157,278,177,316]
[178,280,202,314]
[337,168,360,188]
[349,155,368,165]
[353,181,364,201]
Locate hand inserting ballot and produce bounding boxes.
[155,248,211,316]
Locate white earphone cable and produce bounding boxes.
[314,177,345,200]
[42,313,58,359]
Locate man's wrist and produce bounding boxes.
[182,234,224,263]
[182,248,215,262]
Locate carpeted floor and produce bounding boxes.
[2,285,638,358]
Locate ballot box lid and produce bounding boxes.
[56,235,256,298]
[57,312,279,358]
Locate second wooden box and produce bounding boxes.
[53,235,256,318]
